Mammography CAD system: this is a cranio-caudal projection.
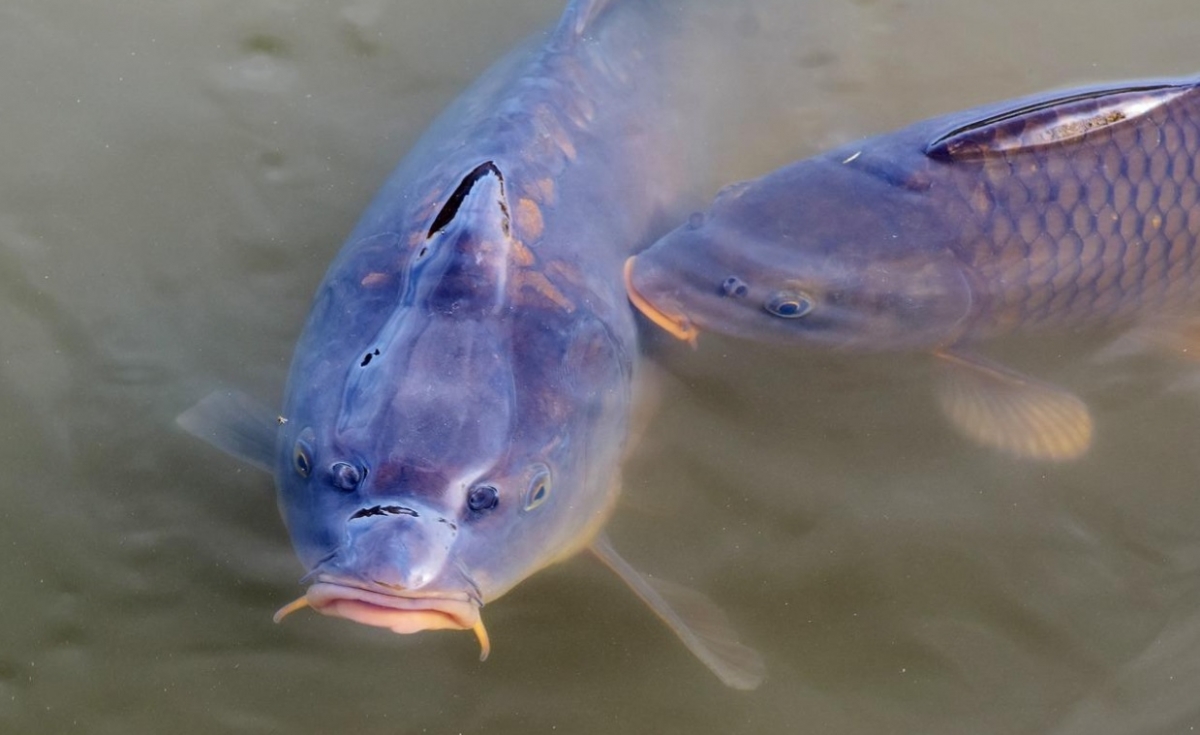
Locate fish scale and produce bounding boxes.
[936,84,1200,335]
[626,75,1200,461]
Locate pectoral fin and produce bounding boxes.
[175,389,278,473]
[590,534,765,690]
[933,350,1093,461]
[1096,317,1200,363]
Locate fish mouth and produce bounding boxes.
[624,257,699,346]
[274,580,491,660]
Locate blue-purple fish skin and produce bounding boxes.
[182,0,764,689]
[627,77,1200,460]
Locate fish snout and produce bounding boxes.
[624,256,699,345]
[276,501,489,659]
[334,502,460,591]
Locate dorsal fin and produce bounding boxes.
[925,81,1197,161]
[552,0,618,45]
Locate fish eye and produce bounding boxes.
[330,462,363,491]
[524,468,551,511]
[467,485,500,513]
[764,290,814,319]
[293,433,314,478]
[720,276,749,298]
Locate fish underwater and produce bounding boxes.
[626,76,1200,461]
[179,0,763,689]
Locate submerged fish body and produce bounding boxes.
[279,2,663,641]
[627,77,1200,460]
[182,0,763,689]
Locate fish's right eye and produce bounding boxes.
[293,442,313,477]
[293,429,315,478]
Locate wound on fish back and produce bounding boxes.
[428,161,506,237]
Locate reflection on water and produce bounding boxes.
[2,0,1200,733]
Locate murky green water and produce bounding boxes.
[3,1,1200,733]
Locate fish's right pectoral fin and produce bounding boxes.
[590,534,765,690]
[933,350,1093,461]
[1095,317,1200,364]
[176,389,278,473]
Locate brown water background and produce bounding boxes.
[2,1,1200,733]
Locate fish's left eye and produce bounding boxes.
[764,290,814,319]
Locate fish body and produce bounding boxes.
[626,77,1200,459]
[181,0,763,688]
[279,0,667,638]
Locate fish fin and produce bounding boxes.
[932,350,1093,461]
[626,359,666,455]
[175,389,278,473]
[926,80,1196,161]
[556,0,618,39]
[1096,318,1200,364]
[589,533,765,690]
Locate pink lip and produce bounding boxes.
[304,582,480,633]
[273,581,493,660]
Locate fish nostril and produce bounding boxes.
[720,276,749,298]
[331,461,364,491]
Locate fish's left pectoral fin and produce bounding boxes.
[932,350,1093,461]
[176,389,279,473]
[589,534,765,690]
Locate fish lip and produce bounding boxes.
[623,256,699,345]
[304,579,481,634]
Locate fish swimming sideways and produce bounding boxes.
[626,76,1200,461]
[180,0,764,689]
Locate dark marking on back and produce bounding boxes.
[359,348,381,367]
[350,505,420,520]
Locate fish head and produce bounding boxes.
[627,152,974,352]
[274,161,630,652]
